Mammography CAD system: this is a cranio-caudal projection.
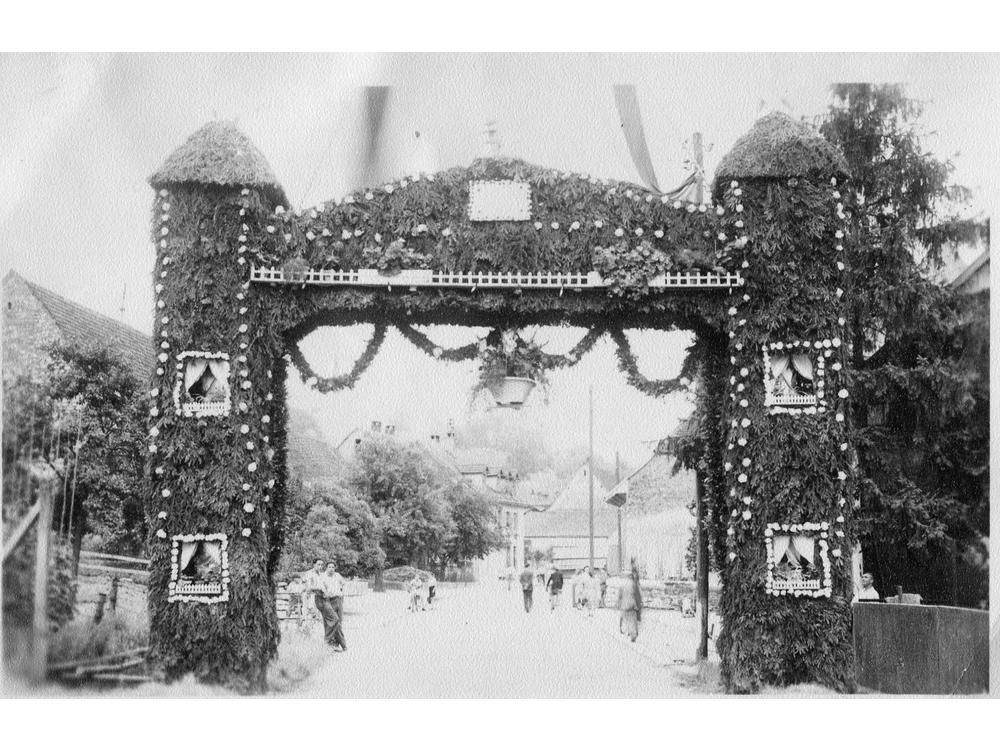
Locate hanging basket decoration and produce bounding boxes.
[472,328,552,407]
[486,376,537,408]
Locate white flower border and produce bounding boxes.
[764,522,832,598]
[168,532,231,604]
[762,341,837,414]
[172,351,232,419]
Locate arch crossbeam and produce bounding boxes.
[250,266,743,290]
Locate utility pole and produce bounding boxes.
[695,469,709,663]
[615,451,623,574]
[588,385,595,571]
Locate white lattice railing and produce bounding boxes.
[250,266,743,290]
[174,582,224,595]
[771,579,821,590]
[766,393,818,408]
[180,401,230,418]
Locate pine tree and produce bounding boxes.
[819,84,989,607]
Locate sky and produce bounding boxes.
[2,52,996,470]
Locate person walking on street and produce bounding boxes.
[619,562,643,642]
[547,567,564,611]
[519,564,534,613]
[598,566,609,607]
[569,570,584,609]
[584,567,600,617]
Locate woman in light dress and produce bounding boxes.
[619,562,643,642]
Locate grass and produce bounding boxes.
[267,624,332,693]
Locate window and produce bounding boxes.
[173,352,231,418]
[762,342,827,413]
[764,523,832,598]
[168,533,230,603]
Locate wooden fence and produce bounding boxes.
[853,602,988,694]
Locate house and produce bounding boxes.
[523,464,614,573]
[605,433,697,580]
[450,445,538,580]
[950,247,989,295]
[3,270,152,384]
[2,271,340,492]
[287,408,347,488]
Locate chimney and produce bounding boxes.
[371,420,381,433]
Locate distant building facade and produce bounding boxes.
[606,440,697,580]
[523,464,614,573]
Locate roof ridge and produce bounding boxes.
[24,278,148,340]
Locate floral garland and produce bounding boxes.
[287,322,388,393]
[395,324,607,371]
[608,328,697,398]
[394,325,483,363]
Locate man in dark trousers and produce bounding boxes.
[519,564,534,613]
[547,567,564,610]
[305,558,347,651]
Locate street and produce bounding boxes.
[295,583,711,698]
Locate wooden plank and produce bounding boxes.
[77,562,149,578]
[73,657,146,677]
[1,502,40,563]
[79,551,150,566]
[89,674,151,683]
[49,647,148,673]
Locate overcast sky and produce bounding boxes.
[2,53,995,469]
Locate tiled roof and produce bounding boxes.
[524,507,617,539]
[287,408,346,483]
[20,275,152,383]
[546,464,610,513]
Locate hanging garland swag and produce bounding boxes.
[289,321,689,398]
[288,322,389,393]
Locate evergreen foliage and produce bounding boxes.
[819,84,989,607]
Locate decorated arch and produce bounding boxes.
[146,112,857,692]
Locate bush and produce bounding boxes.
[2,535,77,630]
[48,612,148,665]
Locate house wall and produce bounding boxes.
[621,453,697,579]
[2,274,63,383]
[525,535,610,572]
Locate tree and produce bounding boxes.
[348,436,454,567]
[280,478,385,577]
[44,344,148,557]
[436,482,502,566]
[819,84,989,606]
[348,435,505,569]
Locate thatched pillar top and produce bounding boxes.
[149,121,288,206]
[713,111,849,188]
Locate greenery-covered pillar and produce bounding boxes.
[145,122,290,692]
[711,113,857,692]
